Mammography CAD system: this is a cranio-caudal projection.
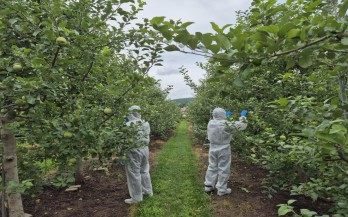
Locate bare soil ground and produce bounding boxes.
[22,138,167,217]
[21,130,333,217]
[194,144,333,217]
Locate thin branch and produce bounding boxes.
[170,34,338,64]
[81,61,94,81]
[271,35,333,57]
[335,144,348,164]
[336,165,348,177]
[2,104,15,109]
[51,47,60,68]
[180,50,239,63]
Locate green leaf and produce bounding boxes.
[287,29,300,39]
[300,209,317,217]
[329,124,347,134]
[187,38,199,50]
[9,18,18,25]
[287,199,296,205]
[33,29,41,37]
[202,33,213,47]
[341,38,348,46]
[27,96,36,105]
[298,55,313,68]
[221,24,232,32]
[207,44,220,54]
[278,205,293,216]
[338,0,348,18]
[278,22,296,37]
[150,16,165,25]
[259,25,279,34]
[286,59,295,70]
[195,32,203,40]
[163,45,180,52]
[252,31,268,43]
[181,22,194,29]
[210,22,222,34]
[174,30,190,44]
[216,34,231,50]
[233,76,244,87]
[277,98,289,106]
[315,132,337,143]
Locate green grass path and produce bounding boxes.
[133,120,212,217]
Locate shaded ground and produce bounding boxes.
[194,144,333,217]
[23,138,167,217]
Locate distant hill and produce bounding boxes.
[172,97,195,107]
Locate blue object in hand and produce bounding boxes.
[125,116,129,122]
[226,111,232,117]
[241,110,248,117]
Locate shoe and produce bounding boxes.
[204,185,214,192]
[143,193,153,197]
[124,198,140,204]
[217,188,232,196]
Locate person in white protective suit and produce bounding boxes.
[204,107,248,196]
[124,105,153,204]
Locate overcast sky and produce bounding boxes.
[136,0,254,99]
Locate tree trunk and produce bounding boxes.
[0,126,24,217]
[74,156,85,184]
[338,77,348,119]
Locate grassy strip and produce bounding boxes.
[132,120,212,217]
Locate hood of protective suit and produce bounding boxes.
[207,107,232,145]
[212,108,226,120]
[128,105,141,121]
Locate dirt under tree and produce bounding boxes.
[20,134,333,217]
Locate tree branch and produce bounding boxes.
[51,47,60,68]
[271,35,333,57]
[335,144,348,164]
[81,61,94,81]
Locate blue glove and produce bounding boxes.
[125,116,129,122]
[226,111,232,117]
[241,110,248,117]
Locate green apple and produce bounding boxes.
[13,63,22,71]
[280,135,286,140]
[63,131,73,138]
[56,37,68,45]
[103,107,113,115]
[68,158,77,165]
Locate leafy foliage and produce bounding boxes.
[149,0,348,214]
[0,0,181,198]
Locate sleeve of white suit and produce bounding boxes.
[226,117,248,132]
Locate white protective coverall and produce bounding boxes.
[204,107,247,196]
[124,105,153,204]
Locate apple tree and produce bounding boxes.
[150,0,348,214]
[0,0,181,216]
